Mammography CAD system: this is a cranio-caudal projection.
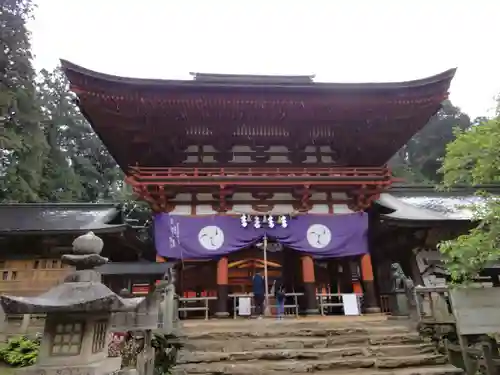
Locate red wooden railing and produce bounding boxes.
[127,166,393,186]
[129,166,390,174]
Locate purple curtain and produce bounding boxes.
[154,212,369,259]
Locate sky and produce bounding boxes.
[29,0,499,119]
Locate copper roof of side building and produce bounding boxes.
[60,60,456,170]
[377,185,500,223]
[0,203,126,234]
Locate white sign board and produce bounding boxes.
[342,294,360,316]
[238,297,252,316]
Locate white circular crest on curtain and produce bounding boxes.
[198,226,225,250]
[306,224,332,249]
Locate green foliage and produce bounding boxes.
[439,116,500,284]
[116,332,182,374]
[152,333,183,375]
[438,196,500,285]
[0,0,124,203]
[0,336,40,367]
[35,68,124,203]
[0,0,49,202]
[441,117,500,186]
[120,335,141,369]
[36,68,85,201]
[390,100,471,183]
[0,333,183,372]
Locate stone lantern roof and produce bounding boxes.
[0,282,146,314]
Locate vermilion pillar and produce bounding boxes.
[301,255,318,314]
[360,254,381,313]
[215,256,229,318]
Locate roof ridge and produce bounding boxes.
[60,59,456,91]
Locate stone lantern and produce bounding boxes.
[0,231,166,375]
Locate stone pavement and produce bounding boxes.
[174,315,463,375]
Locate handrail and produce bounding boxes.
[129,167,390,178]
[413,285,454,323]
[414,286,449,293]
[228,292,304,297]
[179,296,218,300]
[316,293,363,316]
[178,296,217,320]
[316,292,363,296]
[130,166,389,172]
[230,292,303,319]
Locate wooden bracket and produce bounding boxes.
[212,185,233,213]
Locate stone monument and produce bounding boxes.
[0,231,166,375]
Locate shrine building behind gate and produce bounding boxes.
[62,61,455,316]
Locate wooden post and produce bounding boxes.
[215,256,229,318]
[263,235,271,316]
[360,254,381,313]
[481,338,498,375]
[20,314,31,333]
[301,255,318,315]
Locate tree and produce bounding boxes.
[0,0,123,203]
[37,68,84,201]
[390,100,471,183]
[439,115,500,283]
[441,117,500,186]
[0,0,48,202]
[36,67,124,202]
[67,118,124,202]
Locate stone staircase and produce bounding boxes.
[174,316,463,375]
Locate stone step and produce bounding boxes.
[180,317,405,333]
[174,354,448,375]
[284,366,463,375]
[328,365,464,375]
[181,316,390,330]
[178,344,437,364]
[181,325,414,340]
[174,366,463,375]
[185,332,424,351]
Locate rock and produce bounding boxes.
[174,318,460,375]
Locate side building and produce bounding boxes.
[0,203,169,296]
[61,61,456,316]
[374,184,500,292]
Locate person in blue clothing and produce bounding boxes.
[252,270,265,318]
[273,279,286,320]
